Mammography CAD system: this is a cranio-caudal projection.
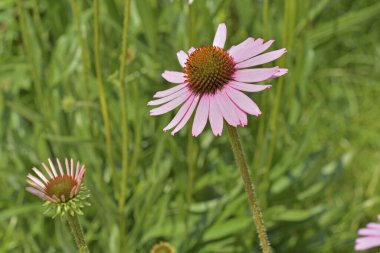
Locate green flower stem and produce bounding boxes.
[67,213,90,253]
[226,124,271,253]
[93,0,117,192]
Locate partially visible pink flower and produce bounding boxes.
[148,23,287,137]
[355,215,380,251]
[189,0,194,4]
[26,158,85,203]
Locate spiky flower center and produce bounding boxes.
[184,46,235,95]
[45,176,77,201]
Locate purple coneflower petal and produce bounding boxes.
[220,90,247,126]
[56,158,64,176]
[213,23,227,48]
[148,87,188,106]
[42,162,54,179]
[153,83,187,98]
[228,81,271,93]
[171,95,199,135]
[368,223,380,229]
[188,47,196,54]
[228,38,256,63]
[355,237,380,250]
[75,161,80,179]
[192,95,210,137]
[27,179,45,192]
[358,228,380,236]
[215,91,239,127]
[234,67,279,83]
[272,68,288,78]
[65,158,70,175]
[32,167,48,184]
[177,50,188,67]
[26,187,54,202]
[27,174,45,188]
[162,71,186,83]
[48,158,58,177]
[226,86,261,116]
[209,97,224,136]
[236,48,287,68]
[150,92,190,116]
[164,95,194,131]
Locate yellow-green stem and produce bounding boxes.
[93,0,116,190]
[69,0,93,133]
[226,124,271,253]
[118,0,132,249]
[67,213,90,253]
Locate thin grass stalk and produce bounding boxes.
[16,0,45,115]
[69,0,93,134]
[117,0,132,249]
[266,1,289,170]
[252,0,270,173]
[93,0,116,191]
[226,124,271,253]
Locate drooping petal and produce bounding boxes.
[171,95,200,135]
[177,50,188,68]
[148,87,189,106]
[150,92,191,116]
[228,81,272,93]
[355,237,380,250]
[225,86,261,116]
[192,95,210,137]
[27,174,45,188]
[215,91,239,127]
[213,23,227,48]
[32,167,48,184]
[236,48,287,68]
[56,158,64,176]
[220,89,247,126]
[228,38,256,63]
[26,187,55,202]
[153,83,187,98]
[48,158,58,177]
[234,67,279,83]
[358,228,380,236]
[272,68,288,78]
[162,71,186,83]
[26,179,45,192]
[368,223,380,230]
[188,47,196,55]
[209,96,224,136]
[163,95,195,131]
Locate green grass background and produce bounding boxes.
[1,0,380,252]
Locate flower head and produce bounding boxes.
[355,215,380,251]
[150,242,176,253]
[148,23,287,137]
[26,158,89,217]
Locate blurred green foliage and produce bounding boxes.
[1,0,380,252]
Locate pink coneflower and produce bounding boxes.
[148,23,287,136]
[26,158,85,203]
[355,215,380,251]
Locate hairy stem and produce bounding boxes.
[226,125,271,253]
[67,213,90,253]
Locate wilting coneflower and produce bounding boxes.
[26,158,90,253]
[355,215,380,251]
[148,23,287,252]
